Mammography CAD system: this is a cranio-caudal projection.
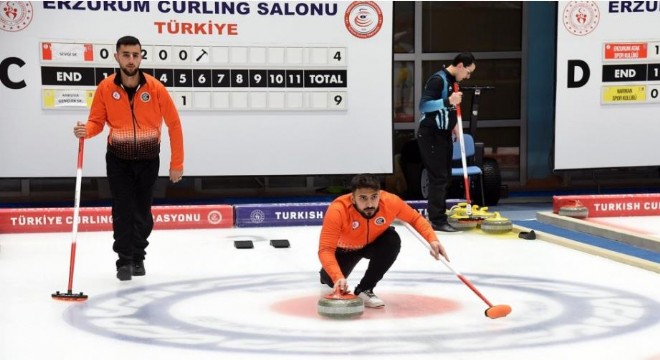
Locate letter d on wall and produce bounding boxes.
[567,60,590,88]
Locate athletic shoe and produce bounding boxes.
[357,289,385,308]
[132,260,145,276]
[116,264,132,281]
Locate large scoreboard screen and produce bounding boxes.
[0,1,393,177]
[555,1,660,170]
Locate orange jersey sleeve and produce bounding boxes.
[318,200,347,282]
[86,80,109,138]
[154,80,184,171]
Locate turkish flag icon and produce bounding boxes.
[42,42,52,60]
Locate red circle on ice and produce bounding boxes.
[271,292,461,319]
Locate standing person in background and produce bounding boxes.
[73,35,184,281]
[318,174,449,308]
[417,52,476,233]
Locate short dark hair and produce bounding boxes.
[452,52,475,67]
[116,36,141,51]
[350,174,381,192]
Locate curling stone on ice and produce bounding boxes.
[447,203,479,230]
[558,200,589,219]
[448,215,479,230]
[317,289,364,319]
[480,212,513,234]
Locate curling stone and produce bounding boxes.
[448,203,493,219]
[317,290,364,319]
[480,212,513,234]
[558,200,589,219]
[472,205,496,219]
[446,203,468,217]
[446,203,493,230]
[448,216,479,230]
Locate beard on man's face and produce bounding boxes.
[356,205,378,219]
[121,66,138,77]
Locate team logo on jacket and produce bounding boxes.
[374,217,386,225]
[351,221,359,229]
[112,91,120,100]
[140,92,151,102]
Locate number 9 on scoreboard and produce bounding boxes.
[329,92,347,109]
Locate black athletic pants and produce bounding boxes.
[416,126,453,226]
[106,151,160,268]
[320,227,401,291]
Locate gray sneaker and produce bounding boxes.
[357,289,385,308]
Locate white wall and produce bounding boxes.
[0,1,393,177]
[555,1,660,170]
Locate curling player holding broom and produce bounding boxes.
[318,174,449,308]
[72,36,184,281]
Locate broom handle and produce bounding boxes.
[403,222,494,307]
[67,138,84,292]
[453,83,472,215]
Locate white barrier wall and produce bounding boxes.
[0,1,393,177]
[555,1,660,170]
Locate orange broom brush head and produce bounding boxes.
[485,304,512,319]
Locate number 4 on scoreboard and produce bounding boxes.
[329,48,346,65]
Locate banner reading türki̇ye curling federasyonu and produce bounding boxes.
[0,205,233,233]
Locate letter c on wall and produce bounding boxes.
[0,57,27,89]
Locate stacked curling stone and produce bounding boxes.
[558,200,589,219]
[447,203,480,230]
[448,215,479,230]
[317,290,364,319]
